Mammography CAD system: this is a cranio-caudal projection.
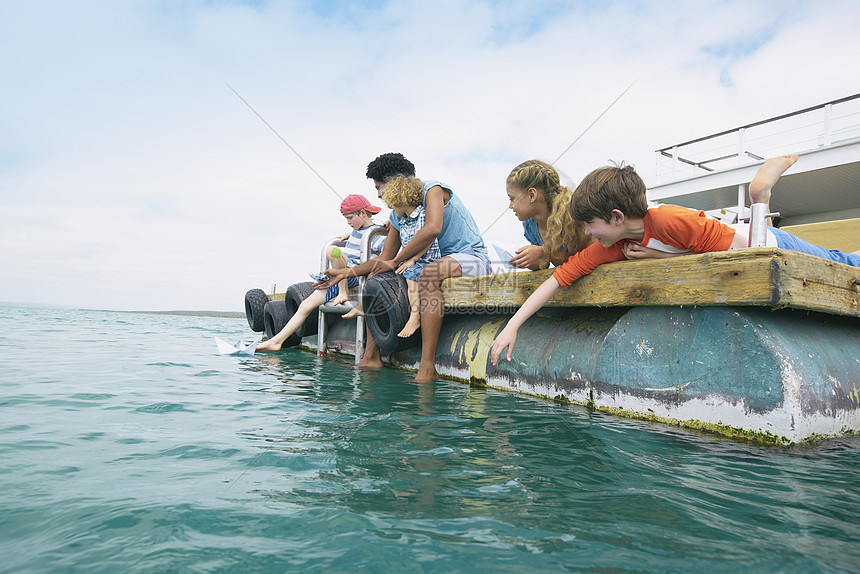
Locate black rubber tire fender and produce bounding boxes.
[262,300,299,347]
[244,288,269,332]
[284,281,319,338]
[362,272,420,353]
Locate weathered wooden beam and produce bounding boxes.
[441,248,860,318]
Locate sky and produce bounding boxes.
[2,0,859,312]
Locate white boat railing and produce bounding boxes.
[655,93,860,184]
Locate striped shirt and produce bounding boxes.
[342,224,385,266]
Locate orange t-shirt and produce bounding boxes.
[552,204,737,287]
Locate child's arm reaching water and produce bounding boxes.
[490,275,561,365]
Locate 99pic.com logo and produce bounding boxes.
[360,270,521,318]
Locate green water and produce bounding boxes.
[1,305,859,572]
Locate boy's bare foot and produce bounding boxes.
[330,293,350,306]
[342,304,364,319]
[749,155,799,204]
[398,316,420,338]
[256,339,283,352]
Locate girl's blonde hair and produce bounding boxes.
[381,175,424,209]
[506,159,592,266]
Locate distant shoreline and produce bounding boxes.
[1,302,245,319]
[114,310,246,319]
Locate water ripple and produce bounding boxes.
[1,305,859,573]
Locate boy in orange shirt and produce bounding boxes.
[490,156,860,365]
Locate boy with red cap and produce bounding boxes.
[257,194,385,352]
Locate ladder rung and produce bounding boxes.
[319,301,358,314]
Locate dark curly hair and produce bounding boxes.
[366,152,416,182]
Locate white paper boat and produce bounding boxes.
[215,336,260,356]
[493,242,515,267]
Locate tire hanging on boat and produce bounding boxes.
[284,281,319,338]
[362,272,420,353]
[262,299,299,347]
[244,288,269,332]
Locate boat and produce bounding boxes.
[245,94,860,445]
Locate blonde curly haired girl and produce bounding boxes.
[380,176,442,338]
[505,159,592,269]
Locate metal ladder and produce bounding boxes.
[316,225,386,363]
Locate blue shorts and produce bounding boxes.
[446,249,492,277]
[770,228,860,266]
[326,276,360,301]
[402,260,429,282]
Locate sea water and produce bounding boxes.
[1,304,859,573]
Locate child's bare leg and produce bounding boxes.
[257,289,327,351]
[398,279,421,338]
[327,246,351,305]
[749,155,799,205]
[410,257,461,383]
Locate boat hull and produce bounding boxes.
[308,305,860,444]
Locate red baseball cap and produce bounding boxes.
[340,194,382,215]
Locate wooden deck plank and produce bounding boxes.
[441,248,860,318]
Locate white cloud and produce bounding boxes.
[2,0,859,311]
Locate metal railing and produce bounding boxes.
[655,93,860,183]
[315,225,387,363]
